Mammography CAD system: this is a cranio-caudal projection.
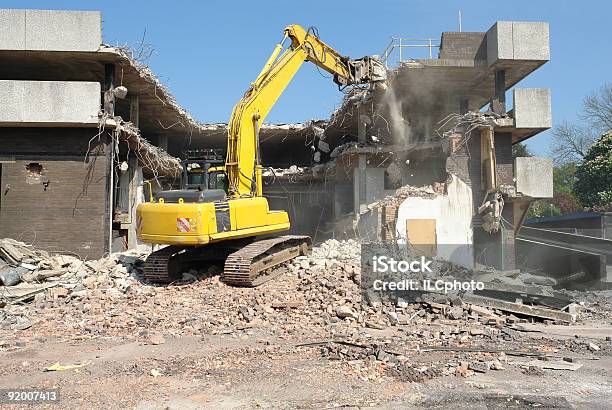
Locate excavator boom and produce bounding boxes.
[226,24,386,197]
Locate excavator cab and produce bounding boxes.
[183,161,227,193]
[153,150,228,204]
[182,149,226,191]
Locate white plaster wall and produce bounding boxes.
[395,174,474,268]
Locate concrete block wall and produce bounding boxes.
[513,88,552,129]
[0,80,100,125]
[515,157,554,198]
[486,21,550,65]
[0,9,101,52]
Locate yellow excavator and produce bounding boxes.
[136,24,386,286]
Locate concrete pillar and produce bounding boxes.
[103,63,115,116]
[104,63,117,254]
[127,158,143,250]
[480,127,497,191]
[355,109,368,214]
[130,95,139,128]
[491,69,506,114]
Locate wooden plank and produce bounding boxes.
[0,240,23,265]
[406,219,437,257]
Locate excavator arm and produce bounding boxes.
[226,24,386,197]
[137,24,385,285]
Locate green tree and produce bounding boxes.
[527,200,561,218]
[527,163,582,218]
[553,163,578,195]
[574,132,612,207]
[512,142,532,158]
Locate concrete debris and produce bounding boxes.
[0,237,610,388]
[110,118,183,179]
[335,306,358,320]
[588,342,600,352]
[317,140,330,153]
[0,266,23,286]
[0,239,25,266]
[519,272,558,286]
[520,359,583,372]
[379,182,446,206]
[438,110,509,140]
[262,165,307,177]
[330,142,359,159]
[102,45,205,134]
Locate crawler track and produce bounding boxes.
[222,235,312,287]
[143,235,311,286]
[143,245,184,283]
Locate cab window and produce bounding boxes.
[188,172,205,185]
[208,172,228,192]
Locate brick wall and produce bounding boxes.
[446,132,481,224]
[439,32,487,60]
[381,204,398,242]
[496,132,516,269]
[495,132,514,186]
[0,128,110,258]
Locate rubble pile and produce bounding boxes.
[0,238,365,339]
[1,237,610,384]
[356,182,447,215]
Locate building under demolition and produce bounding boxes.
[0,9,553,274]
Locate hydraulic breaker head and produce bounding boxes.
[336,56,387,87]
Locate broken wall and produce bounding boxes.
[0,128,110,258]
[394,174,474,268]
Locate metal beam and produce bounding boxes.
[463,294,575,322]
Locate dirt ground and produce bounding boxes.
[1,320,611,409]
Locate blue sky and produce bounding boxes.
[4,0,611,155]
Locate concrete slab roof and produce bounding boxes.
[0,47,205,139]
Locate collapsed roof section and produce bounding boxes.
[0,11,551,176]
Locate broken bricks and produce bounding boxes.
[0,235,608,389]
